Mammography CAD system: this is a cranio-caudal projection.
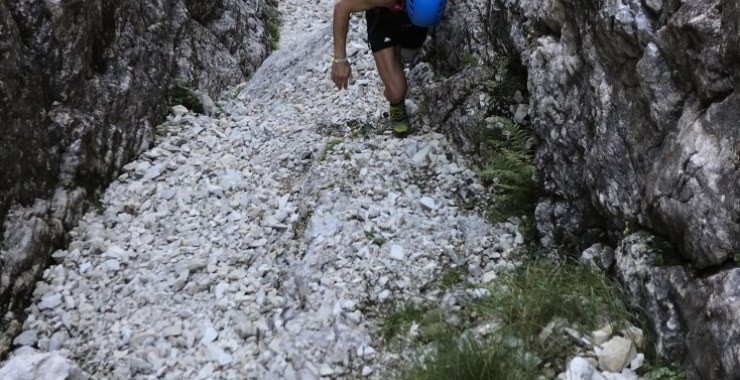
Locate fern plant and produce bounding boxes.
[479,117,538,223]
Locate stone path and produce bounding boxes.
[4,0,523,379]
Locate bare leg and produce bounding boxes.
[372,45,406,105]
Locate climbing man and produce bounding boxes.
[331,0,447,136]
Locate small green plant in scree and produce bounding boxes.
[319,139,342,161]
[364,230,387,247]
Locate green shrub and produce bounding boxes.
[483,57,528,103]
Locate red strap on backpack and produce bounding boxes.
[391,0,405,12]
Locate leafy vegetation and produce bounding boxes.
[231,82,248,97]
[266,19,280,50]
[462,53,480,67]
[643,364,686,380]
[483,57,528,104]
[88,196,106,215]
[478,117,538,223]
[365,230,387,247]
[349,120,375,139]
[169,80,204,114]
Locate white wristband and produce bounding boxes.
[333,58,348,64]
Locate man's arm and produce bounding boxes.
[333,0,391,59]
[331,0,394,89]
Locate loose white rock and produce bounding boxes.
[101,259,120,272]
[419,196,437,211]
[389,245,405,261]
[378,289,392,301]
[13,330,39,347]
[201,326,218,344]
[629,353,645,371]
[513,104,530,123]
[171,105,188,116]
[38,294,63,310]
[319,364,334,376]
[0,351,87,380]
[598,336,637,373]
[622,326,644,348]
[562,357,605,380]
[592,328,612,346]
[162,323,182,337]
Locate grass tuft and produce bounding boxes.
[404,332,540,380]
[437,266,467,290]
[88,197,106,215]
[398,257,635,380]
[382,303,430,342]
[266,20,280,50]
[480,259,632,349]
[319,139,342,161]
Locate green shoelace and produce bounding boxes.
[389,104,407,121]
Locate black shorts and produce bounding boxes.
[365,9,428,53]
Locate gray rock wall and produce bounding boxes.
[0,0,276,355]
[615,233,740,380]
[429,0,739,377]
[422,0,530,167]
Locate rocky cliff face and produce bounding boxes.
[0,0,276,355]
[429,0,739,378]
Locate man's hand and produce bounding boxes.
[332,0,391,90]
[331,61,352,90]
